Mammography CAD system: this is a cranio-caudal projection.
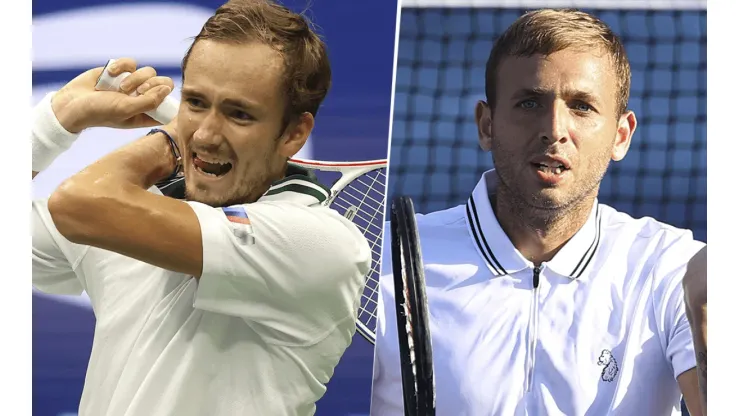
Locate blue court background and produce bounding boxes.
[31,1,396,415]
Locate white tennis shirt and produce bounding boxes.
[32,98,372,416]
[371,169,704,416]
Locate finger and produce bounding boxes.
[135,75,175,95]
[120,66,158,94]
[119,85,173,115]
[126,114,167,129]
[106,57,138,77]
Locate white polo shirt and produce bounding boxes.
[371,169,704,416]
[33,170,371,415]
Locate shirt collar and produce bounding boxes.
[465,169,602,279]
[155,163,330,207]
[258,164,330,206]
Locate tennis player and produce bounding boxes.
[31,1,371,415]
[371,9,705,416]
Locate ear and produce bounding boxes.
[278,112,314,158]
[612,110,637,162]
[475,100,493,151]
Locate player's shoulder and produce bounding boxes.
[599,203,704,267]
[245,199,360,237]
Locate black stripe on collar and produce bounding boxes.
[568,205,602,279]
[466,196,506,276]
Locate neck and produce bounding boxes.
[491,186,596,266]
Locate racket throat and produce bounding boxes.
[525,266,542,393]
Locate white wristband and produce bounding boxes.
[31,92,80,172]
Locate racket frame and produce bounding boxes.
[391,195,435,416]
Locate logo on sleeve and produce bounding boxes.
[597,350,619,382]
[222,206,254,245]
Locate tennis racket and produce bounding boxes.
[390,196,435,416]
[95,60,385,344]
[287,158,385,344]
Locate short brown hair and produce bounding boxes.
[485,9,631,117]
[182,0,331,119]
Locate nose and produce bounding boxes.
[192,110,225,149]
[537,100,571,145]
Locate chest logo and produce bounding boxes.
[597,349,619,382]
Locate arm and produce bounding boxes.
[683,246,707,414]
[653,234,706,416]
[678,370,703,416]
[32,58,172,180]
[48,131,205,277]
[34,58,194,274]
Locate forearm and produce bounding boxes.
[48,132,176,244]
[687,300,707,414]
[77,132,174,189]
[683,246,707,415]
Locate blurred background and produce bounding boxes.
[31,0,396,415]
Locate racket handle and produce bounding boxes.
[94,59,178,125]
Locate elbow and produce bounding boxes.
[48,179,110,245]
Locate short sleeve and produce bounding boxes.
[188,200,371,345]
[651,230,705,379]
[369,221,405,415]
[32,199,88,295]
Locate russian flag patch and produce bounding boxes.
[222,206,254,245]
[223,206,251,224]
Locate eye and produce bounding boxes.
[185,97,206,109]
[517,99,538,110]
[573,102,593,113]
[230,110,253,121]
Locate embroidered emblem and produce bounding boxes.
[597,349,619,382]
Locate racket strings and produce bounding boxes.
[328,168,387,334]
[333,187,385,230]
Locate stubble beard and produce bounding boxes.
[490,138,612,234]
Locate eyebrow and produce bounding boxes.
[181,87,260,110]
[512,87,601,105]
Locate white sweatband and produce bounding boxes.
[32,92,80,172]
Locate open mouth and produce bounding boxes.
[535,163,568,175]
[193,153,233,177]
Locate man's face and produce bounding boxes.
[477,48,635,211]
[177,40,312,207]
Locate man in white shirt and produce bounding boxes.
[371,8,704,416]
[31,1,371,415]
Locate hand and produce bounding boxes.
[51,57,175,133]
